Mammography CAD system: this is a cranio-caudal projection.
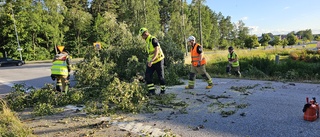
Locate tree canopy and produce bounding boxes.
[0,0,316,60]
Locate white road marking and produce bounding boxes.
[0,78,14,87]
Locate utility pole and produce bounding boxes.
[198,0,203,46]
[11,4,23,61]
[181,0,187,56]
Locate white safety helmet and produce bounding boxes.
[188,36,196,42]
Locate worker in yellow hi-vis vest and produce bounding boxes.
[227,46,241,77]
[51,46,72,93]
[139,27,166,96]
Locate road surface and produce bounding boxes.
[2,63,320,137]
[0,63,74,96]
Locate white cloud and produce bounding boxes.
[251,28,320,36]
[283,6,290,10]
[249,27,287,36]
[241,16,248,21]
[248,26,259,34]
[312,29,320,34]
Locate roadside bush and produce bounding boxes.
[206,52,320,82]
[28,85,56,106]
[244,65,268,79]
[284,70,299,81]
[240,57,278,76]
[74,33,188,114]
[83,78,147,114]
[206,61,228,76]
[5,84,30,111]
[84,101,109,115]
[277,50,290,56]
[289,52,299,60]
[102,78,147,113]
[4,83,84,116]
[32,103,63,116]
[0,99,34,137]
[163,64,188,85]
[75,54,115,88]
[55,89,84,106]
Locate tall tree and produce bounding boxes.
[64,0,88,11]
[286,32,298,45]
[39,0,67,54]
[159,0,175,32]
[270,36,281,46]
[90,12,132,48]
[199,5,215,49]
[64,7,93,57]
[218,13,234,49]
[22,0,47,60]
[234,20,249,49]
[165,0,193,52]
[259,33,271,47]
[245,35,259,49]
[207,10,219,49]
[188,0,214,48]
[0,2,18,58]
[90,0,119,18]
[281,38,288,48]
[115,0,161,36]
[303,29,313,42]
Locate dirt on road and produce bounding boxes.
[14,78,320,137]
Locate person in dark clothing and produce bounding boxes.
[139,27,166,96]
[227,46,241,77]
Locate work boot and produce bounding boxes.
[56,85,62,92]
[206,84,213,89]
[147,91,156,96]
[237,71,242,78]
[185,85,194,89]
[160,90,165,94]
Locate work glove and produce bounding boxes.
[51,75,56,81]
[67,74,70,80]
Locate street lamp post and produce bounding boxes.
[11,4,23,61]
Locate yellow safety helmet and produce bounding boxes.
[139,27,148,36]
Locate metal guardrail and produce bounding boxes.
[25,58,83,64]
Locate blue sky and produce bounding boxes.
[187,0,320,36]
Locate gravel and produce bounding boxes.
[126,78,320,137]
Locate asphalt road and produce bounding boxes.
[127,79,320,137]
[1,62,320,137]
[0,63,75,95]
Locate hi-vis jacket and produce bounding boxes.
[51,53,69,76]
[146,35,164,64]
[228,52,239,67]
[191,43,206,67]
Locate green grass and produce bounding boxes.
[186,43,320,83]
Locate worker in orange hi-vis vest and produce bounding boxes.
[185,36,213,89]
[51,46,72,93]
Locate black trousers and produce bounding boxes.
[145,59,165,92]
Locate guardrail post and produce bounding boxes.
[275,54,280,64]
